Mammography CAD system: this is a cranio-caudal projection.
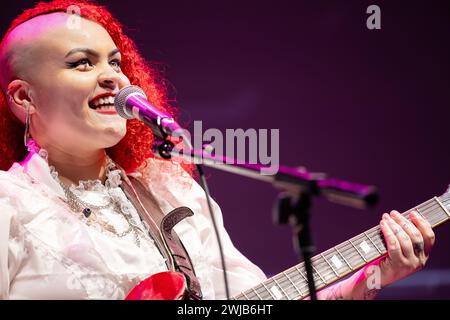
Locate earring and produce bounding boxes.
[6,91,13,104]
[23,101,31,147]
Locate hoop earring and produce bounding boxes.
[24,101,31,147]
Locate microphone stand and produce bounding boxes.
[155,143,378,209]
[153,137,233,299]
[153,140,378,300]
[114,84,377,299]
[274,190,318,299]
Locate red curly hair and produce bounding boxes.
[0,0,191,175]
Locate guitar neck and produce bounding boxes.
[232,192,450,300]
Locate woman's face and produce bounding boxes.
[6,13,131,153]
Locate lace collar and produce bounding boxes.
[27,138,123,191]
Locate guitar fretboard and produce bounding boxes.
[232,192,450,300]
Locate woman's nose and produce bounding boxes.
[98,71,120,90]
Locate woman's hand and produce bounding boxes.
[316,209,436,300]
[377,210,435,287]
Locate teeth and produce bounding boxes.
[90,95,116,109]
[98,105,115,111]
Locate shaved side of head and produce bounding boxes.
[0,12,78,92]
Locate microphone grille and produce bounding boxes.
[114,85,147,119]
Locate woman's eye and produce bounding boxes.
[110,59,121,70]
[67,58,94,70]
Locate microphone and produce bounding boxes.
[114,85,181,140]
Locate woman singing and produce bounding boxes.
[0,0,435,300]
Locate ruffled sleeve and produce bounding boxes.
[0,177,28,299]
[134,158,267,299]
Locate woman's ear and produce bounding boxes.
[6,79,37,123]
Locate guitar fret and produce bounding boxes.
[295,265,310,294]
[254,284,272,300]
[272,277,289,299]
[435,197,450,218]
[229,193,450,300]
[349,238,367,263]
[414,206,426,220]
[283,271,303,299]
[418,204,439,226]
[312,264,327,285]
[414,202,433,226]
[335,246,353,270]
[251,288,262,300]
[296,265,308,283]
[413,199,448,228]
[364,231,382,254]
[321,253,339,277]
[236,292,246,300]
[296,265,322,297]
[261,282,276,300]
[373,233,387,255]
[314,256,336,284]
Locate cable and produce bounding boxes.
[153,133,231,299]
[195,163,230,300]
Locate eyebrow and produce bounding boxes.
[65,47,120,58]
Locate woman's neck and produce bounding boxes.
[44,145,108,187]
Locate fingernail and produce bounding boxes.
[391,211,398,217]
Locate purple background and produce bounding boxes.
[2,0,450,299]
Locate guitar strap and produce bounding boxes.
[116,163,203,300]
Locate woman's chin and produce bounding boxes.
[101,127,127,148]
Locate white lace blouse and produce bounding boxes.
[0,143,266,300]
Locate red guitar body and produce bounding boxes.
[125,271,188,300]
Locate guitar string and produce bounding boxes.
[234,197,449,300]
[238,199,439,299]
[286,200,448,300]
[278,201,447,300]
[237,198,449,300]
[239,202,446,300]
[247,206,445,300]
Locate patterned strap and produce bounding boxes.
[116,165,203,299]
[160,206,203,300]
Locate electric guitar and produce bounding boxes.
[125,187,450,300]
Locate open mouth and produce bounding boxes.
[88,94,117,113]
